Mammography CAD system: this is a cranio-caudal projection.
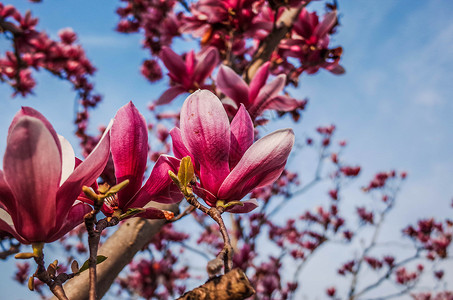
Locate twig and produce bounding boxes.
[0,241,20,259]
[183,193,233,275]
[32,247,75,300]
[168,205,195,223]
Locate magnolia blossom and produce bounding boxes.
[279,8,344,74]
[0,107,111,244]
[216,62,305,119]
[170,90,295,213]
[154,47,219,106]
[82,102,182,219]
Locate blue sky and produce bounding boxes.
[0,0,452,299]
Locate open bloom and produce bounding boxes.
[87,102,182,219]
[279,8,344,74]
[216,62,305,119]
[154,46,219,106]
[170,90,295,213]
[0,107,111,244]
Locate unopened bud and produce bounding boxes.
[162,210,175,220]
[107,179,130,195]
[28,276,34,291]
[71,260,79,273]
[15,252,35,259]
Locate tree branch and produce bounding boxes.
[177,268,255,300]
[51,203,178,300]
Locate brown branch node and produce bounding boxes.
[177,268,255,300]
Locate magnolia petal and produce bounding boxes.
[0,170,16,219]
[56,120,112,219]
[218,129,294,200]
[226,199,259,214]
[0,208,27,244]
[170,128,193,160]
[229,105,254,169]
[216,65,250,107]
[249,62,270,102]
[326,63,345,75]
[4,117,61,241]
[193,47,219,84]
[59,135,76,186]
[111,102,148,206]
[250,74,286,118]
[314,11,337,38]
[258,95,302,114]
[48,202,92,242]
[136,207,173,220]
[160,47,187,81]
[193,185,218,207]
[8,107,62,157]
[180,90,230,195]
[155,86,186,106]
[127,155,182,208]
[170,128,200,174]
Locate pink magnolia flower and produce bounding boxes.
[170,90,295,213]
[216,62,305,119]
[154,47,219,106]
[86,102,182,219]
[279,8,344,74]
[0,107,111,244]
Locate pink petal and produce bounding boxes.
[256,95,302,115]
[136,207,173,220]
[0,208,27,244]
[326,63,345,74]
[0,170,16,219]
[193,47,219,84]
[170,128,200,171]
[47,202,92,242]
[185,50,196,77]
[8,107,62,157]
[180,90,230,195]
[111,102,148,206]
[193,185,218,207]
[248,62,270,103]
[160,47,187,81]
[4,117,61,241]
[58,135,75,186]
[216,65,250,107]
[218,129,294,200]
[249,74,286,118]
[170,128,193,160]
[126,155,183,208]
[56,120,112,219]
[155,86,187,106]
[229,105,254,169]
[314,11,337,38]
[226,199,259,214]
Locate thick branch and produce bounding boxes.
[52,203,178,300]
[245,5,305,81]
[177,268,255,300]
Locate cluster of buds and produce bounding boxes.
[403,218,452,259]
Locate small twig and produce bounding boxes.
[168,205,195,223]
[0,241,20,259]
[183,193,233,275]
[176,241,211,261]
[32,249,75,300]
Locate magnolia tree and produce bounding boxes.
[0,1,452,300]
